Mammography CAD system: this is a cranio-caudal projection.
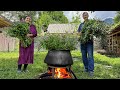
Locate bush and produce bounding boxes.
[39,33,79,50]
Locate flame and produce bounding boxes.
[48,69,52,74]
[55,68,72,79]
[48,67,72,79]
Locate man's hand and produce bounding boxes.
[75,32,81,40]
[89,33,93,37]
[77,32,81,36]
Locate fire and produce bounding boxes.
[48,68,72,79]
[55,68,72,79]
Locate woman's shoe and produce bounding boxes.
[17,70,22,73]
[23,69,29,73]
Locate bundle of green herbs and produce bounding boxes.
[7,22,32,47]
[80,19,110,44]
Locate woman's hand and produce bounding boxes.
[27,34,33,37]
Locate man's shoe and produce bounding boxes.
[88,71,94,77]
[84,69,88,72]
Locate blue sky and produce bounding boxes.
[64,11,117,22]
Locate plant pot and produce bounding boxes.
[44,50,73,66]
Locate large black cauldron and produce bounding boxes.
[44,50,73,66]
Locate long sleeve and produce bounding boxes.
[77,23,84,32]
[30,24,37,37]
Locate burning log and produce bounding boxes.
[39,66,77,79]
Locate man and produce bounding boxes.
[77,12,94,77]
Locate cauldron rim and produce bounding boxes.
[48,50,70,51]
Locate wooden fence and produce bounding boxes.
[0,33,16,52]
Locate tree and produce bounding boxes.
[70,11,80,24]
[16,11,37,22]
[114,11,120,24]
[70,11,81,33]
[42,11,69,23]
[35,11,69,33]
[35,12,53,33]
[0,11,37,22]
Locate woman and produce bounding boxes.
[17,16,37,73]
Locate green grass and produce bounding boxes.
[0,51,47,79]
[71,51,120,79]
[0,51,120,79]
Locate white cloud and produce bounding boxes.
[64,11,117,22]
[90,11,116,20]
[64,11,94,22]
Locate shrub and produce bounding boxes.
[39,33,79,50]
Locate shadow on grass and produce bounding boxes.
[98,52,120,58]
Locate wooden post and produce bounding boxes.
[107,36,110,52]
[112,35,113,52]
[117,34,120,55]
[8,42,9,52]
[108,36,110,52]
[52,68,55,79]
[116,34,117,54]
[109,36,112,53]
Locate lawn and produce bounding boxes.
[0,51,120,79]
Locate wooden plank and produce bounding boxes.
[108,30,120,37]
[0,33,16,51]
[107,38,110,52]
[117,36,120,54]
[116,34,118,54]
[0,34,3,51]
[107,30,120,54]
[112,35,113,51]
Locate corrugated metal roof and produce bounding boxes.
[0,15,12,28]
[47,24,78,33]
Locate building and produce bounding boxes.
[47,24,78,33]
[107,24,120,56]
[0,15,16,52]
